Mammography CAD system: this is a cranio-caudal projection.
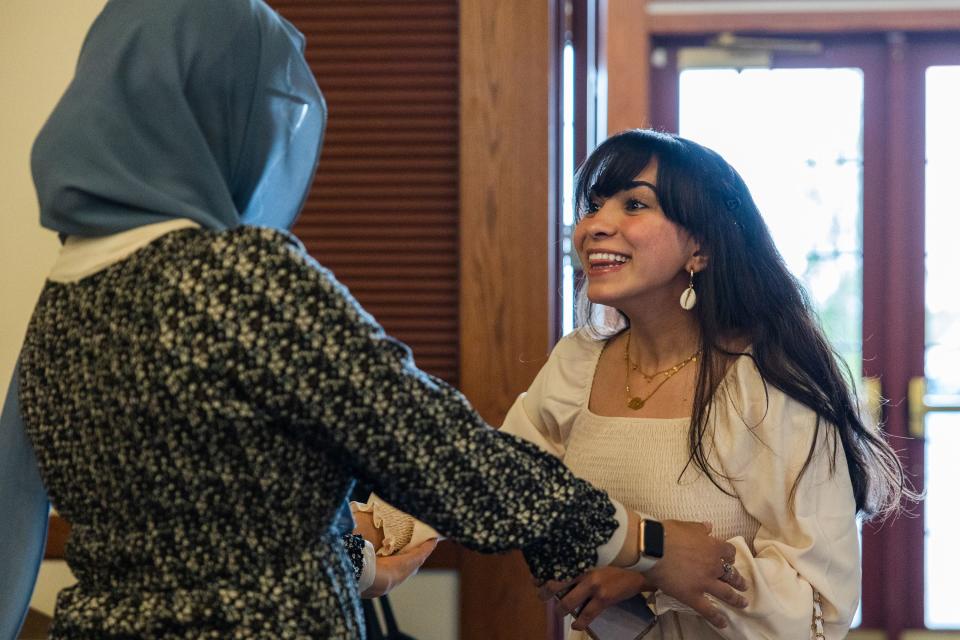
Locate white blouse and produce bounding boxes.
[501,329,860,640]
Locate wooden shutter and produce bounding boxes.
[269,1,460,386]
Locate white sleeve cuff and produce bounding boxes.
[594,499,629,567]
[357,539,377,593]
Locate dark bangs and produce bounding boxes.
[574,134,658,220]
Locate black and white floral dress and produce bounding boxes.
[19,226,617,639]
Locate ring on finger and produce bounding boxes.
[720,558,735,580]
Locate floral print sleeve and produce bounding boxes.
[341,534,366,582]
[227,228,617,581]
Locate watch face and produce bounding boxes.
[644,520,665,558]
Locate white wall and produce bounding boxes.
[0,0,108,393]
[0,0,108,617]
[374,571,459,640]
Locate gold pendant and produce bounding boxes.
[627,397,645,410]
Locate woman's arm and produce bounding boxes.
[544,519,749,632]
[360,539,439,599]
[231,229,617,582]
[501,332,748,626]
[707,381,861,639]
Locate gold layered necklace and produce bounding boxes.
[624,332,700,410]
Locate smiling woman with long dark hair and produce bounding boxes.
[502,128,917,638]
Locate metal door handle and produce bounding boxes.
[862,376,883,430]
[908,376,960,438]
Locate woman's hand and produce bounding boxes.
[360,538,438,598]
[643,520,748,629]
[537,567,651,631]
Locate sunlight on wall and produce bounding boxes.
[0,0,109,617]
[0,1,108,393]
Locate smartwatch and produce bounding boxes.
[626,518,664,572]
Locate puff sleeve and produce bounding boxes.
[231,230,620,582]
[707,358,860,639]
[499,330,602,458]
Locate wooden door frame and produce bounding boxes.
[459,0,564,637]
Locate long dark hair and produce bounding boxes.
[574,129,915,520]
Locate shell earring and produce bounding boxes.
[680,269,697,310]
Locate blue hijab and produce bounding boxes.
[1,0,326,635]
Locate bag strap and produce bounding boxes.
[364,596,417,640]
[380,595,400,634]
[811,589,825,640]
[361,599,386,640]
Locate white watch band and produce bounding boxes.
[624,553,659,573]
[624,518,662,573]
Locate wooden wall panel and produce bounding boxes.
[602,0,652,134]
[459,0,558,422]
[271,0,461,386]
[459,0,561,637]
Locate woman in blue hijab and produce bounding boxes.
[2,0,745,637]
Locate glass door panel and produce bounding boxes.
[924,413,960,628]
[923,64,960,629]
[924,66,960,398]
[678,68,865,377]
